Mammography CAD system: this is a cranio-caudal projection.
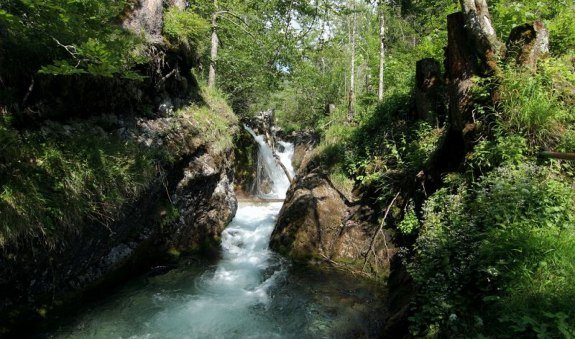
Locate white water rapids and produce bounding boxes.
[50,128,383,338]
[244,126,294,199]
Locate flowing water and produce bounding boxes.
[45,130,385,339]
[244,126,293,199]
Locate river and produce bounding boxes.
[46,129,385,338]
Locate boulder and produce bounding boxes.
[270,171,395,276]
[122,0,165,43]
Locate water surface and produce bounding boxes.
[48,202,385,338]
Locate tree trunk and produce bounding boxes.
[459,0,503,74]
[208,0,219,89]
[506,21,549,71]
[446,12,479,134]
[347,0,357,122]
[378,0,385,101]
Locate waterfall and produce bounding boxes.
[49,122,383,338]
[244,126,295,199]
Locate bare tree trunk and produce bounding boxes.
[208,0,219,89]
[377,0,385,101]
[459,0,503,74]
[347,0,356,121]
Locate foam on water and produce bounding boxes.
[48,129,384,338]
[244,126,293,199]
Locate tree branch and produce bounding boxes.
[362,191,400,272]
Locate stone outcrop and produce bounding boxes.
[270,169,395,277]
[122,0,164,43]
[0,114,238,334]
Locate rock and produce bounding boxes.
[506,21,549,71]
[0,114,238,333]
[271,170,394,276]
[271,172,347,260]
[158,98,174,116]
[169,150,237,252]
[122,0,164,43]
[233,128,259,195]
[166,0,186,10]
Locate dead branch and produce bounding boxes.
[22,76,35,106]
[155,68,178,89]
[362,191,400,272]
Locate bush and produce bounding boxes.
[163,7,209,51]
[409,163,575,337]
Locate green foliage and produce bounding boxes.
[163,7,209,51]
[0,119,156,248]
[467,132,528,172]
[409,163,575,337]
[0,0,147,80]
[546,6,575,54]
[345,105,442,189]
[398,203,419,235]
[497,61,574,147]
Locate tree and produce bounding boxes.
[347,0,357,121]
[377,0,385,101]
[208,0,219,88]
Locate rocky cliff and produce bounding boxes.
[0,104,239,335]
[0,1,240,334]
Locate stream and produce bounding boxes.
[46,129,385,338]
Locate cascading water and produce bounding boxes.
[49,127,383,338]
[244,126,294,199]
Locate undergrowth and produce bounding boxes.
[0,118,156,248]
[0,86,238,249]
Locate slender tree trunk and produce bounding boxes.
[208,0,219,89]
[347,0,356,121]
[377,0,385,101]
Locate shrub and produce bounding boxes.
[409,163,575,337]
[163,7,209,51]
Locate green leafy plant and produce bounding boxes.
[409,163,575,338]
[163,7,209,50]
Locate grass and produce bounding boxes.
[0,121,156,248]
[175,86,239,153]
[497,59,575,148]
[0,85,239,249]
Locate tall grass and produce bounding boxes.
[0,121,156,248]
[498,60,575,148]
